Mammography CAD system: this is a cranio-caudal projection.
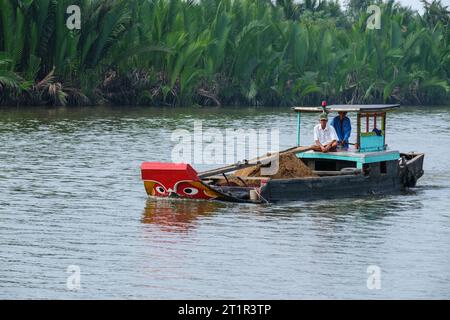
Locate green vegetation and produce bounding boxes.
[0,0,449,107]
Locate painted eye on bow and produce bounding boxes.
[174,180,219,199]
[148,181,169,197]
[155,186,166,194]
[144,180,169,197]
[182,187,199,195]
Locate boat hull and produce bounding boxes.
[260,174,402,202]
[259,153,424,202]
[141,153,424,204]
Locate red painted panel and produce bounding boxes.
[140,162,220,200]
[141,162,199,182]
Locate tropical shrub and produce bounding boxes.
[0,0,448,106]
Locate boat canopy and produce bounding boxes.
[294,103,401,152]
[292,104,400,113]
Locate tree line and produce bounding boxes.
[0,0,449,107]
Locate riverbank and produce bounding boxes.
[1,71,449,108]
[1,104,449,115]
[0,0,449,107]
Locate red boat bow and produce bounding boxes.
[141,162,221,200]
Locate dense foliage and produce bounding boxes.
[0,0,449,106]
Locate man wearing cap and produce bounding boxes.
[312,113,338,153]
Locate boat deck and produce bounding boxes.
[297,150,400,169]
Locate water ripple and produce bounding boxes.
[0,106,449,299]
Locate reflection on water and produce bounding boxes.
[142,199,225,232]
[0,105,449,299]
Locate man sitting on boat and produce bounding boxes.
[331,111,351,149]
[312,113,338,153]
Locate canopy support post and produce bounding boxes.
[296,112,301,146]
[357,112,361,151]
[382,112,386,150]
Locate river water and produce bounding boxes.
[0,106,449,299]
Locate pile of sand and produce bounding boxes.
[235,152,317,179]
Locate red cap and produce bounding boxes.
[321,101,327,107]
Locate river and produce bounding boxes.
[0,105,449,299]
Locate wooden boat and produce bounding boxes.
[141,104,424,203]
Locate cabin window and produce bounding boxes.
[315,160,337,171]
[380,161,387,174]
[313,160,356,171]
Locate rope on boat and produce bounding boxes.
[254,188,269,204]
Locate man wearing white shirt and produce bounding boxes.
[312,113,338,153]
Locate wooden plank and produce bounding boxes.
[198,145,314,178]
[204,176,270,181]
[206,169,363,179]
[366,113,369,132]
[313,170,362,176]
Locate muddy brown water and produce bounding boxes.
[0,105,449,298]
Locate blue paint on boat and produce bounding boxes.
[296,112,301,146]
[360,134,385,152]
[297,150,401,169]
